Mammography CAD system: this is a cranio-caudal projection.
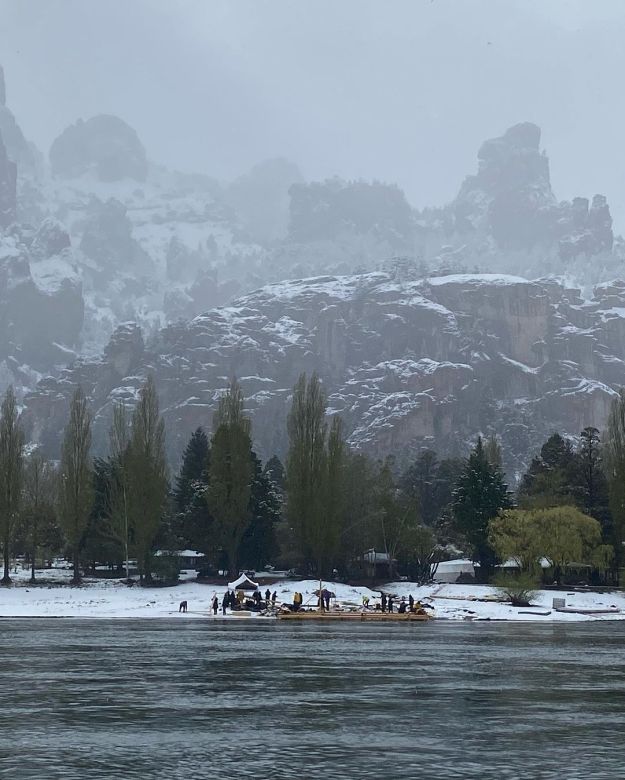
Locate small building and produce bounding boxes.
[358,549,395,579]
[155,550,206,569]
[433,559,476,583]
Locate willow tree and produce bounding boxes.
[127,376,167,583]
[0,386,24,584]
[59,387,93,585]
[206,378,253,576]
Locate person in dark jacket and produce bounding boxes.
[271,591,277,605]
[381,593,387,613]
[398,597,407,614]
[408,594,414,612]
[212,595,219,615]
[265,588,271,603]
[387,595,394,613]
[221,593,228,615]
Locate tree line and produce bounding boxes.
[2,375,625,587]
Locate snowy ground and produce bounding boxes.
[0,569,624,621]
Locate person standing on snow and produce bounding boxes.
[381,593,387,613]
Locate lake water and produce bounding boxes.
[0,619,624,779]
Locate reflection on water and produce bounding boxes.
[1,620,625,779]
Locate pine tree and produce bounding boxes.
[399,450,439,526]
[453,436,511,581]
[573,427,611,533]
[206,379,253,576]
[127,376,168,582]
[239,452,280,569]
[518,432,576,508]
[174,427,212,554]
[0,386,23,584]
[59,386,93,585]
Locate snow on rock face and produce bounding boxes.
[0,130,16,227]
[19,270,625,478]
[49,115,148,182]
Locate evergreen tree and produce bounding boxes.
[264,455,286,493]
[453,436,511,581]
[206,379,253,576]
[399,450,439,526]
[0,386,23,584]
[59,386,93,585]
[127,376,168,582]
[572,427,611,534]
[239,452,280,569]
[174,427,213,554]
[518,432,576,508]
[83,457,123,572]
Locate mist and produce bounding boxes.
[2,0,625,225]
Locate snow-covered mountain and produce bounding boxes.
[21,270,625,480]
[2,63,625,473]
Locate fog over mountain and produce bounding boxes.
[2,0,625,228]
[1,1,625,477]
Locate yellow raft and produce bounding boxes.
[277,609,431,622]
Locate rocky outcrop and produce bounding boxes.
[452,122,614,259]
[49,115,148,181]
[0,131,16,227]
[19,272,625,479]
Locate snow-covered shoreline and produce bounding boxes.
[1,570,624,622]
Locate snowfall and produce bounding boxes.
[1,567,625,622]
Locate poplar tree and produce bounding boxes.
[108,402,131,579]
[59,387,93,585]
[285,373,346,576]
[0,386,24,584]
[22,452,56,581]
[286,373,327,573]
[127,376,168,583]
[206,379,253,576]
[603,389,625,570]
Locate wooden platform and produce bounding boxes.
[277,610,431,622]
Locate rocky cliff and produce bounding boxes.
[21,271,625,479]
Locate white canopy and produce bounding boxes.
[227,573,259,590]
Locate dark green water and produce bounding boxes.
[0,620,624,779]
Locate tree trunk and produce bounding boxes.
[2,544,10,584]
[71,546,81,585]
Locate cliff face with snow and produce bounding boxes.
[2,64,625,474]
[21,271,625,479]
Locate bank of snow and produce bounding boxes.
[0,573,623,621]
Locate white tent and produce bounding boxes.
[227,573,259,590]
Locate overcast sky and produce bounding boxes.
[1,0,624,228]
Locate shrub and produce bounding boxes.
[493,572,538,607]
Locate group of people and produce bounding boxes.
[363,593,426,614]
[211,588,278,615]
